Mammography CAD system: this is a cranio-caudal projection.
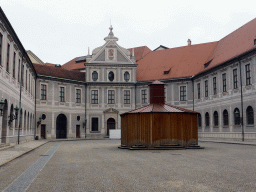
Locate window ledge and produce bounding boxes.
[90,131,101,133]
[223,126,229,128]
[205,126,210,128]
[246,125,254,127]
[213,126,219,128]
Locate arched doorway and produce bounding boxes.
[56,114,67,139]
[1,100,8,143]
[107,118,115,136]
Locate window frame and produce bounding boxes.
[205,80,208,97]
[245,64,251,86]
[41,84,47,100]
[197,83,200,99]
[108,71,114,82]
[13,52,16,78]
[234,108,240,125]
[213,111,218,126]
[141,89,147,104]
[76,89,81,103]
[213,77,217,95]
[246,106,254,125]
[180,86,187,101]
[92,71,98,82]
[124,90,130,104]
[108,90,115,104]
[60,86,65,102]
[6,43,10,73]
[124,71,130,82]
[91,90,98,104]
[223,109,229,126]
[233,68,238,89]
[198,113,202,127]
[205,112,210,127]
[222,73,227,92]
[0,32,2,66]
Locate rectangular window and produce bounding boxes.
[205,80,208,97]
[6,44,10,72]
[222,73,226,92]
[108,90,115,104]
[197,83,200,99]
[60,87,65,102]
[0,33,2,66]
[76,89,81,103]
[213,77,217,95]
[29,74,30,93]
[18,59,20,82]
[91,90,98,104]
[233,69,238,89]
[142,89,147,104]
[124,90,130,104]
[91,117,99,131]
[13,52,16,78]
[25,70,27,90]
[180,86,186,101]
[245,64,251,85]
[41,84,47,100]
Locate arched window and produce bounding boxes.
[223,109,229,126]
[214,111,218,126]
[234,108,240,125]
[246,106,254,125]
[205,112,209,127]
[198,113,201,127]
[24,111,26,130]
[92,71,98,81]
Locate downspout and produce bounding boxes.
[134,81,137,109]
[34,74,37,139]
[84,82,87,138]
[17,52,24,144]
[239,60,244,141]
[192,77,194,111]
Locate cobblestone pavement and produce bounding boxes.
[0,140,256,192]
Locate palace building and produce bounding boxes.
[1,6,256,144]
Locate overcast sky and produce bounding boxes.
[1,0,255,64]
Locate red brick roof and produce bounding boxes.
[45,62,56,67]
[33,63,85,82]
[62,57,85,71]
[128,46,151,61]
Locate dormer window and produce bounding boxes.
[108,71,114,81]
[204,59,212,69]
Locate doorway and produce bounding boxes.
[41,124,46,139]
[56,114,67,139]
[76,125,80,138]
[107,118,115,136]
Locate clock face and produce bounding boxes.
[108,49,114,60]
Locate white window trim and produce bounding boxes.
[75,88,82,103]
[107,88,115,104]
[91,69,100,82]
[179,85,187,101]
[59,85,66,102]
[107,69,116,82]
[123,89,131,104]
[90,116,101,132]
[122,70,131,82]
[141,88,148,104]
[40,83,48,101]
[91,89,99,104]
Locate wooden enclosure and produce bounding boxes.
[121,111,198,149]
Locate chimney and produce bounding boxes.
[187,39,191,46]
[149,80,165,104]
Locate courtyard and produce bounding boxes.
[0,140,255,192]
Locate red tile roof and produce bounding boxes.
[33,63,85,82]
[62,57,85,71]
[45,62,56,67]
[127,46,151,61]
[136,42,218,81]
[121,104,197,115]
[137,18,256,82]
[203,18,256,72]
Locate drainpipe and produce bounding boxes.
[34,74,37,140]
[192,78,194,111]
[84,82,87,138]
[239,60,244,141]
[134,81,137,109]
[17,53,24,144]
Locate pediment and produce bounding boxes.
[103,108,119,113]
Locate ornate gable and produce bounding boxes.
[88,26,135,64]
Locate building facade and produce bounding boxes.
[0,8,36,144]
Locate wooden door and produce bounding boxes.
[76,125,80,138]
[41,124,46,139]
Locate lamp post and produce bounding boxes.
[8,105,19,125]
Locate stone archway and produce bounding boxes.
[1,100,8,143]
[107,118,115,136]
[56,114,67,139]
